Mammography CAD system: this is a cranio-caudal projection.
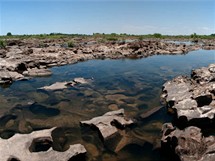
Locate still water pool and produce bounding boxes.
[0,50,214,161]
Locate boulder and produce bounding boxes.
[81,109,133,140]
[0,127,86,161]
[161,64,215,121]
[161,123,215,161]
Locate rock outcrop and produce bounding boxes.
[161,64,215,121]
[161,123,215,161]
[1,38,212,86]
[0,127,86,161]
[81,109,133,140]
[161,64,215,161]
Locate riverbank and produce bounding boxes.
[0,38,214,85]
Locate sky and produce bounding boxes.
[0,0,214,35]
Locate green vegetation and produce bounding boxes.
[67,41,76,48]
[0,32,214,40]
[153,33,162,38]
[6,32,12,36]
[0,40,6,49]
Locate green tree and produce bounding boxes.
[191,33,198,38]
[6,32,12,36]
[153,33,162,38]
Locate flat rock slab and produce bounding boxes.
[39,82,75,90]
[39,77,92,90]
[81,109,133,140]
[161,123,215,161]
[0,127,86,161]
[23,68,52,77]
[161,64,215,121]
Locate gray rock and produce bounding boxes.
[39,77,92,91]
[192,64,215,84]
[161,64,215,121]
[161,123,215,161]
[81,109,133,140]
[24,68,52,77]
[0,127,86,161]
[73,77,92,84]
[39,81,75,90]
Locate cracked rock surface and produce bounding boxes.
[0,127,86,161]
[161,64,215,121]
[81,109,133,140]
[161,123,215,161]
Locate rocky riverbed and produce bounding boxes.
[161,63,215,161]
[1,38,214,85]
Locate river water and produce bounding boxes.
[0,50,214,161]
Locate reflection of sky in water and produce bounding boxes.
[0,50,214,161]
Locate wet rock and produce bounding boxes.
[39,82,75,90]
[161,64,215,121]
[0,127,87,161]
[39,77,92,91]
[81,109,133,140]
[23,68,52,77]
[140,106,163,119]
[73,77,93,84]
[161,123,215,161]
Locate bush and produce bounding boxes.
[67,41,76,48]
[153,33,162,38]
[0,40,6,49]
[6,32,12,36]
[106,37,118,41]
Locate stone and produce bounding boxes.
[161,123,215,161]
[140,105,163,119]
[39,81,75,90]
[73,77,92,84]
[39,77,92,91]
[81,109,133,140]
[0,127,86,161]
[161,64,215,121]
[0,70,12,84]
[24,68,52,77]
[192,65,215,84]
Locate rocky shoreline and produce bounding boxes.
[0,38,214,85]
[161,63,215,161]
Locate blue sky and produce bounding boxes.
[0,0,214,35]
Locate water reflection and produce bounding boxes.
[0,50,214,160]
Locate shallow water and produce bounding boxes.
[0,50,214,160]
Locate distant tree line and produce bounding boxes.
[1,32,215,40]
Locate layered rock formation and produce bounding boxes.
[161,64,215,121]
[161,64,215,161]
[0,127,86,161]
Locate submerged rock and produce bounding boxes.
[161,64,215,121]
[39,77,92,91]
[23,68,52,77]
[81,109,133,140]
[39,82,75,90]
[0,127,86,161]
[73,77,93,84]
[161,123,215,161]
